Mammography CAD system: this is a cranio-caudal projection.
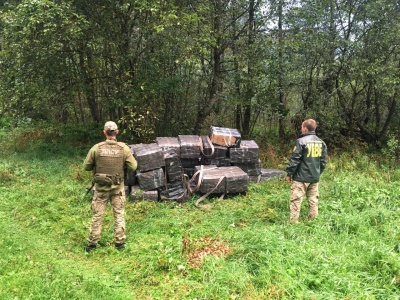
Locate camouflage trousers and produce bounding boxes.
[289,181,319,223]
[87,187,126,246]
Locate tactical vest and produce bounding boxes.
[95,141,125,177]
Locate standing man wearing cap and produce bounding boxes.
[83,121,137,252]
[285,119,328,223]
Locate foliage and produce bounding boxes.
[381,134,399,168]
[0,0,400,150]
[0,132,399,299]
[0,0,89,120]
[0,122,100,157]
[285,0,400,145]
[119,108,159,144]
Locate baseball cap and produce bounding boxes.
[104,121,118,131]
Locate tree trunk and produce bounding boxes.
[79,49,100,123]
[194,0,223,134]
[241,0,255,139]
[278,0,285,139]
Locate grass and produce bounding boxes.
[0,127,399,299]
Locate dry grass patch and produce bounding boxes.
[182,236,232,268]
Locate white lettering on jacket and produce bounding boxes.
[100,149,121,156]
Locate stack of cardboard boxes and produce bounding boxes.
[125,126,285,202]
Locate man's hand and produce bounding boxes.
[285,175,292,183]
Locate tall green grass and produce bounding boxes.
[0,127,399,299]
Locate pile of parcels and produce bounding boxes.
[125,126,286,202]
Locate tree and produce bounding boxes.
[1,0,399,148]
[0,0,89,122]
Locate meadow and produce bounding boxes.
[0,126,399,299]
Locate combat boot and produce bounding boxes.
[115,243,125,251]
[85,244,97,253]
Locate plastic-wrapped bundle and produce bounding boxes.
[178,135,202,159]
[136,168,165,191]
[180,158,201,168]
[193,165,226,194]
[156,137,181,157]
[260,169,286,181]
[229,140,259,163]
[194,165,218,172]
[163,149,184,183]
[124,169,136,186]
[130,143,165,172]
[209,126,241,148]
[201,157,231,167]
[200,135,228,158]
[159,181,186,201]
[129,186,158,201]
[234,159,262,176]
[200,135,229,167]
[224,166,249,193]
[143,190,159,201]
[183,167,195,178]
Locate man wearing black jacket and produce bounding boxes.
[286,119,328,223]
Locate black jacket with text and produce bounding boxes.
[286,131,328,183]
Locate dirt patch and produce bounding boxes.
[182,236,231,268]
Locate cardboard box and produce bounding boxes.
[224,166,249,193]
[209,126,241,147]
[234,159,261,176]
[136,168,165,191]
[163,149,184,182]
[260,169,286,181]
[229,140,259,163]
[178,135,202,159]
[201,135,228,158]
[130,143,165,172]
[201,157,231,167]
[130,186,159,201]
[193,165,226,194]
[159,181,185,201]
[156,137,181,157]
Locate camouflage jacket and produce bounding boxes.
[84,138,137,192]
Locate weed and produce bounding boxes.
[0,129,399,299]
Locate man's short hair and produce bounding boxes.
[106,130,118,136]
[302,119,317,131]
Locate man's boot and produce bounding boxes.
[115,243,125,251]
[85,244,97,253]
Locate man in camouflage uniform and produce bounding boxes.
[83,121,137,252]
[286,119,328,223]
